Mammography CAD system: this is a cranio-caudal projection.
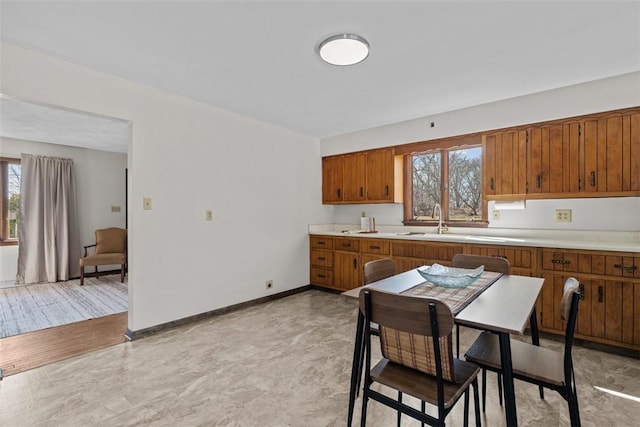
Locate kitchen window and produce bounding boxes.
[405,146,484,226]
[1,158,21,244]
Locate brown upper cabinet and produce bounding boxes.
[484,108,640,200]
[582,111,640,194]
[484,129,528,197]
[322,148,403,204]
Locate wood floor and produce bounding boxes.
[0,312,127,377]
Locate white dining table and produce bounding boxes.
[343,268,544,427]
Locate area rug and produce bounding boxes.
[0,275,128,338]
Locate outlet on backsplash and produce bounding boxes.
[555,209,572,223]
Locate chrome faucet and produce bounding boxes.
[433,203,448,234]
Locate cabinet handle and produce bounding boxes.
[317,257,326,261]
[317,241,325,245]
[385,185,389,196]
[337,188,341,198]
[342,243,351,248]
[490,177,495,190]
[353,258,357,269]
[598,286,604,303]
[536,174,541,189]
[590,171,596,186]
[369,245,380,250]
[551,259,570,265]
[317,274,326,279]
[614,264,637,271]
[579,283,585,300]
[360,187,364,197]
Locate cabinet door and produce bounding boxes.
[582,112,640,193]
[343,153,367,201]
[485,130,527,196]
[528,122,580,194]
[322,156,343,203]
[334,251,361,290]
[366,149,394,201]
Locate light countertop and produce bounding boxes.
[309,224,640,253]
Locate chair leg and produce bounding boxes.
[539,385,545,400]
[471,378,481,427]
[360,390,368,427]
[95,266,99,279]
[568,390,581,426]
[481,369,486,412]
[80,267,84,286]
[421,400,426,427]
[397,391,402,427]
[497,372,503,406]
[456,324,460,357]
[463,389,470,427]
[121,264,125,282]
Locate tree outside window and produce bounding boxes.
[410,146,482,224]
[1,158,21,243]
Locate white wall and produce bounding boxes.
[322,72,640,231]
[1,42,332,332]
[0,137,127,282]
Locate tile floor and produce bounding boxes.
[0,290,639,426]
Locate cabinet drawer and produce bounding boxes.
[334,238,360,252]
[310,250,333,268]
[310,236,333,250]
[469,245,534,270]
[361,239,390,255]
[310,267,333,286]
[605,255,640,278]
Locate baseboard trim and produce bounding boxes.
[125,284,312,341]
[537,331,640,359]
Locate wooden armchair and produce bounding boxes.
[79,227,127,285]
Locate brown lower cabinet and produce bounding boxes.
[309,234,640,352]
[539,248,640,349]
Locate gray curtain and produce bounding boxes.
[16,154,81,284]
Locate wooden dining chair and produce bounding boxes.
[359,288,481,427]
[451,254,511,357]
[451,253,512,411]
[464,277,582,426]
[363,258,396,285]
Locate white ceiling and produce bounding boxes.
[0,96,130,153]
[1,1,639,146]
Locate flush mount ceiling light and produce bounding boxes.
[318,34,369,66]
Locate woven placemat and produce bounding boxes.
[401,270,502,315]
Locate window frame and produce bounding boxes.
[400,138,488,228]
[1,157,21,245]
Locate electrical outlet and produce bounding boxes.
[111,205,121,213]
[555,209,572,223]
[492,210,500,220]
[205,210,213,221]
[265,280,273,289]
[143,197,152,210]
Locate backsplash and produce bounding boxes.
[332,197,640,232]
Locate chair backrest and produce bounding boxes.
[559,277,581,386]
[95,228,127,254]
[363,258,396,284]
[452,253,510,274]
[360,288,456,382]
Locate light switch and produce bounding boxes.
[205,210,213,221]
[111,205,121,213]
[143,197,152,210]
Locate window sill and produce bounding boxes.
[402,220,489,228]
